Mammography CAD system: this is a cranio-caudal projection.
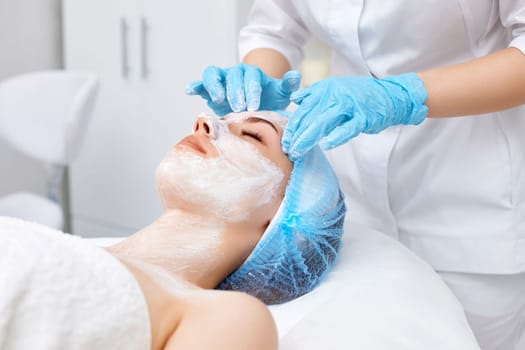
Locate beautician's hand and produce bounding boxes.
[186,63,301,116]
[282,73,429,160]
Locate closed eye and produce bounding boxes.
[241,130,263,143]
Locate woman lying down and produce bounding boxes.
[0,111,346,350]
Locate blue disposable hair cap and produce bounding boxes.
[218,112,346,304]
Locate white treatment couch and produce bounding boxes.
[90,222,481,350]
[270,222,481,349]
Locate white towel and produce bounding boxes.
[0,217,151,350]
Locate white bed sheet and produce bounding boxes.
[89,222,481,349]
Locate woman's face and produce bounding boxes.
[156,111,293,226]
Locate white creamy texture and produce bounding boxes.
[156,112,286,222]
[113,214,223,280]
[117,253,209,300]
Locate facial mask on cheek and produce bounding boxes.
[156,117,284,222]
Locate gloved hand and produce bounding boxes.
[282,73,428,160]
[185,63,301,116]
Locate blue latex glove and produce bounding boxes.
[282,73,428,160]
[185,63,301,116]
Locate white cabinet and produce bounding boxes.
[63,0,243,237]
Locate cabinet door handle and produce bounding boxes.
[140,17,150,79]
[120,17,130,78]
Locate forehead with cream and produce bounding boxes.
[224,111,288,129]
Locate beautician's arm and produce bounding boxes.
[244,48,291,79]
[419,47,525,117]
[244,47,525,118]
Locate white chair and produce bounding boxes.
[0,71,98,229]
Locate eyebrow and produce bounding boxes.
[244,117,279,134]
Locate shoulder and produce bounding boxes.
[165,290,278,350]
[193,291,278,348]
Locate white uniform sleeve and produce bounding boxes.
[239,0,311,69]
[500,1,525,53]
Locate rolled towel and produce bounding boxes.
[0,216,150,350]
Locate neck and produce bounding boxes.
[107,210,254,289]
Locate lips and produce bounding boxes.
[176,135,213,156]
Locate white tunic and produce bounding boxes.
[239,0,525,273]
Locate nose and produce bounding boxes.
[194,117,212,136]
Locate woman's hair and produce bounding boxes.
[218,144,346,304]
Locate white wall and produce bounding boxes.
[0,0,63,196]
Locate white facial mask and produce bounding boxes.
[156,113,285,222]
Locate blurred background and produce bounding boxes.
[0,0,331,237]
[0,0,63,214]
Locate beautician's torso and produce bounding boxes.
[244,0,525,273]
